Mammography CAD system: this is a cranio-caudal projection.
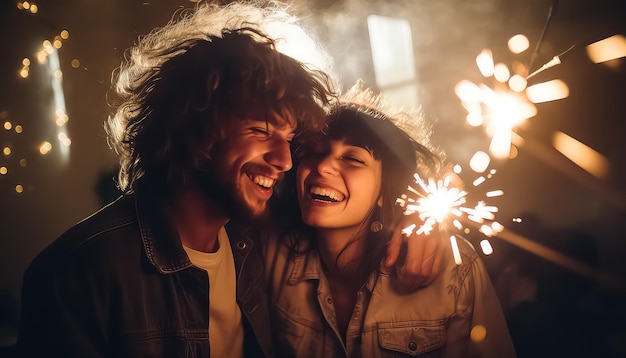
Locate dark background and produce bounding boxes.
[1,0,625,356]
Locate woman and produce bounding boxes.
[264,83,516,357]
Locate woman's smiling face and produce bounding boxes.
[297,138,382,231]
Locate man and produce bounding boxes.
[17,2,442,357]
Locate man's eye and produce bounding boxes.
[251,128,270,136]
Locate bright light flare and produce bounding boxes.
[508,74,527,92]
[469,151,490,173]
[265,19,333,76]
[450,235,463,265]
[455,80,482,103]
[404,175,468,224]
[480,239,494,255]
[586,34,626,63]
[397,167,503,260]
[508,34,529,54]
[476,49,494,77]
[457,74,537,158]
[39,141,52,155]
[552,131,609,179]
[493,63,510,82]
[526,79,569,103]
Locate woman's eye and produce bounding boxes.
[344,156,365,164]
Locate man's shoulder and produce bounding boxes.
[26,195,141,276]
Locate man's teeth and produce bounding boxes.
[253,175,275,188]
[309,186,344,202]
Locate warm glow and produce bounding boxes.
[22,1,30,10]
[15,185,24,193]
[469,151,490,173]
[3,121,11,130]
[491,221,504,232]
[480,225,494,237]
[367,15,416,95]
[526,79,569,103]
[466,112,483,127]
[58,132,72,146]
[60,30,70,39]
[493,63,510,82]
[450,236,463,265]
[586,34,626,63]
[552,131,610,179]
[470,325,487,342]
[0,167,7,175]
[22,58,30,66]
[36,51,47,64]
[29,4,37,13]
[3,147,11,155]
[489,128,512,158]
[455,80,481,103]
[508,74,527,92]
[472,176,486,187]
[19,159,27,167]
[55,112,69,126]
[508,34,529,54]
[406,176,468,226]
[486,190,504,197]
[480,239,494,255]
[476,49,494,77]
[39,141,52,155]
[53,40,63,49]
[15,125,23,133]
[19,69,29,78]
[71,59,80,68]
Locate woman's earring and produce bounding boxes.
[370,220,384,233]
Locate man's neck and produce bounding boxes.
[170,185,230,253]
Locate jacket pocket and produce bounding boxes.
[272,304,330,358]
[377,320,446,356]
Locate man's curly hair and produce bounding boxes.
[105,1,337,194]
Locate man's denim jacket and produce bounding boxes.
[264,235,517,357]
[16,186,273,357]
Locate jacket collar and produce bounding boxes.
[134,185,194,274]
[288,240,377,293]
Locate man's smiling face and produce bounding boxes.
[202,117,296,221]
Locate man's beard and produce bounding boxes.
[194,168,271,225]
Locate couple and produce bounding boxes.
[16,1,515,357]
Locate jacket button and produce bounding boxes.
[408,341,417,351]
[236,241,247,250]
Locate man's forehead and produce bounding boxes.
[245,115,297,132]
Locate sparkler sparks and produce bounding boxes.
[396,167,504,263]
[455,34,571,159]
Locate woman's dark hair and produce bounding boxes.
[272,82,444,273]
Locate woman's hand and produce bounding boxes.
[384,218,444,292]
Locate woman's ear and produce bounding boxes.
[377,196,383,208]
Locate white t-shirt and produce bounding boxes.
[183,227,244,358]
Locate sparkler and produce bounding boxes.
[396,166,504,263]
[455,34,571,159]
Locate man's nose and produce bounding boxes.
[265,138,293,172]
